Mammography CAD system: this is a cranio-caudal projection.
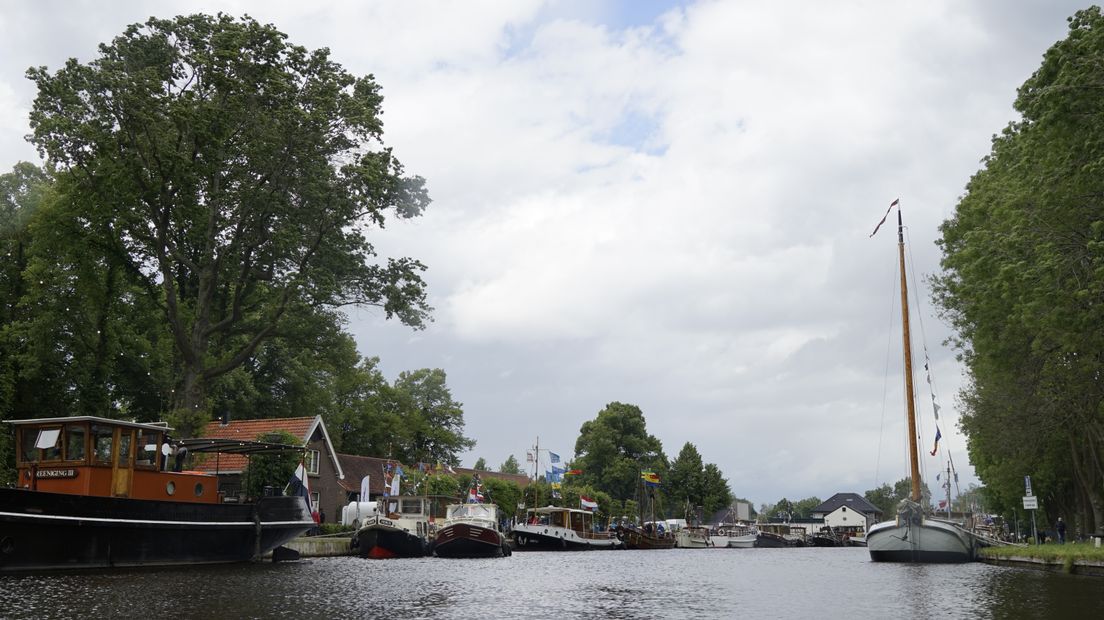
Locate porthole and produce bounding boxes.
[194,482,204,497]
[166,481,176,496]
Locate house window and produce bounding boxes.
[310,492,320,513]
[306,449,320,475]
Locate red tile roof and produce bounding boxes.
[192,417,316,473]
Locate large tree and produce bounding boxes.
[573,401,667,500]
[27,14,431,435]
[934,7,1104,533]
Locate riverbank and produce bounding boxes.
[979,541,1104,576]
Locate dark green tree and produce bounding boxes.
[473,457,487,471]
[499,454,522,475]
[27,14,431,436]
[393,368,475,467]
[572,401,667,500]
[934,6,1104,534]
[240,430,303,499]
[792,496,823,520]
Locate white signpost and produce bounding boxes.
[1024,476,1038,544]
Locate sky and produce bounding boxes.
[0,1,1088,508]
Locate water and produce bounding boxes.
[1,548,1100,619]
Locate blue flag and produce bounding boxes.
[550,452,561,463]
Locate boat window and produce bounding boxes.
[36,427,63,461]
[92,425,113,464]
[117,431,133,467]
[135,429,159,468]
[65,425,87,462]
[400,499,423,515]
[19,428,39,463]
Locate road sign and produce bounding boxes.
[1024,475,1033,496]
[1023,496,1038,510]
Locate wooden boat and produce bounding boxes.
[512,505,621,550]
[432,501,511,558]
[616,522,676,549]
[0,416,314,573]
[355,495,442,559]
[866,200,979,563]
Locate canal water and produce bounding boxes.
[2,547,1100,619]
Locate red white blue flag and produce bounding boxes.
[930,426,942,456]
[580,496,598,511]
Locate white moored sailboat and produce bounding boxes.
[866,200,979,563]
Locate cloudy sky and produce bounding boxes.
[0,1,1086,507]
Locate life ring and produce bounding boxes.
[616,527,626,541]
[717,528,727,536]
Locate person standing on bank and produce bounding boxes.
[1057,517,1067,544]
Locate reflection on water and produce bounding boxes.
[2,548,1101,619]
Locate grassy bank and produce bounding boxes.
[982,541,1104,563]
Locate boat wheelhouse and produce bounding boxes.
[1,416,314,572]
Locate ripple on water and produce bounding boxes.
[2,547,1103,619]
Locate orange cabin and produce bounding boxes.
[10,416,219,504]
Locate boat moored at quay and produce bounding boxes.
[432,501,512,558]
[512,505,621,550]
[0,416,315,573]
[355,495,447,559]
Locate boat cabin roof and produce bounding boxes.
[5,416,172,433]
[528,505,593,516]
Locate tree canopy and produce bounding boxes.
[934,7,1104,534]
[26,13,431,435]
[572,401,668,500]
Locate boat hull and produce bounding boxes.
[433,523,510,558]
[728,533,757,548]
[356,521,428,559]
[867,518,976,563]
[512,525,620,551]
[0,488,313,573]
[754,532,792,548]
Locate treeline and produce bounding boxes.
[0,14,475,483]
[934,8,1104,534]
[567,401,735,519]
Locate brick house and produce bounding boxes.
[193,416,345,522]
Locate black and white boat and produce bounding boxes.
[512,506,621,551]
[432,502,511,558]
[355,495,441,559]
[0,416,315,573]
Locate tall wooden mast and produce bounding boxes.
[897,206,922,502]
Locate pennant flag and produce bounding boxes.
[526,450,535,463]
[938,499,948,510]
[389,466,403,496]
[580,496,598,511]
[360,475,371,501]
[869,198,900,237]
[285,461,316,521]
[930,426,942,456]
[641,472,661,487]
[932,402,941,419]
[936,473,941,481]
[551,482,562,490]
[565,469,583,476]
[550,452,561,463]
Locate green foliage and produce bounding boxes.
[665,442,733,519]
[573,401,668,500]
[26,13,431,421]
[241,430,303,499]
[473,457,487,471]
[934,6,1104,533]
[791,496,823,520]
[499,454,522,474]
